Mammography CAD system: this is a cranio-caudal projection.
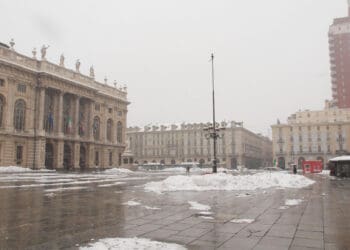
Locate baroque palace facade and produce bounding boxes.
[271,101,350,169]
[0,41,128,169]
[127,121,272,169]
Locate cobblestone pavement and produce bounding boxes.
[0,170,349,250]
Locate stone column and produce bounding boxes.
[37,87,45,135]
[73,142,80,169]
[74,96,80,139]
[88,144,95,168]
[57,91,64,136]
[56,140,64,169]
[5,79,15,131]
[88,100,94,141]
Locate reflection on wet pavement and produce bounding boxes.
[0,170,349,249]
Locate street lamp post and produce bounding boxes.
[203,53,225,173]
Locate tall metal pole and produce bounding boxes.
[211,53,217,173]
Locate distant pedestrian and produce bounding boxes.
[186,165,190,174]
[293,165,297,174]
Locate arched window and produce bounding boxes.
[93,116,100,140]
[0,95,4,127]
[107,119,113,142]
[14,99,26,131]
[117,121,123,143]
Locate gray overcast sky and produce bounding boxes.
[0,0,346,136]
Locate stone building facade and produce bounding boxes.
[127,121,272,169]
[0,42,128,169]
[271,102,350,169]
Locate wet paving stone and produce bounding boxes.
[0,171,350,249]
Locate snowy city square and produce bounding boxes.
[1,167,350,249]
[2,0,350,249]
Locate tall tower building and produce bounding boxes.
[329,1,350,108]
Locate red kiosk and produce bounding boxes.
[302,160,323,174]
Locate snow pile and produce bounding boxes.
[188,201,211,211]
[0,166,55,172]
[80,237,186,250]
[104,168,133,174]
[145,172,315,193]
[0,166,33,172]
[230,219,254,224]
[285,199,303,206]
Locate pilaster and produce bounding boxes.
[57,91,64,137]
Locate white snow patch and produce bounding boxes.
[200,216,214,220]
[278,206,289,210]
[104,168,133,174]
[317,170,330,176]
[0,166,55,172]
[230,219,254,224]
[188,201,211,211]
[236,193,251,197]
[285,199,304,206]
[80,237,186,250]
[123,200,141,206]
[0,166,33,172]
[45,186,88,192]
[198,211,213,215]
[145,172,315,193]
[45,192,56,197]
[143,206,161,210]
[98,182,125,187]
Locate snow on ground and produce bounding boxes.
[285,199,304,206]
[0,166,33,172]
[98,182,125,187]
[0,166,55,172]
[123,201,141,206]
[230,219,254,224]
[144,206,161,210]
[278,206,289,210]
[318,170,330,176]
[104,168,134,174]
[80,237,186,250]
[144,172,315,193]
[188,201,211,211]
[45,186,88,192]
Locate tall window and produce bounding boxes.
[107,119,113,142]
[0,96,4,127]
[14,99,26,131]
[93,116,100,140]
[117,121,123,143]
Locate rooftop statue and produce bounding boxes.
[41,45,49,60]
[32,48,37,59]
[59,54,65,67]
[9,39,15,50]
[89,65,95,78]
[75,59,81,72]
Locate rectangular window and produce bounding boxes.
[118,111,123,116]
[108,108,112,114]
[17,84,26,93]
[95,104,100,111]
[0,79,4,87]
[16,145,23,165]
